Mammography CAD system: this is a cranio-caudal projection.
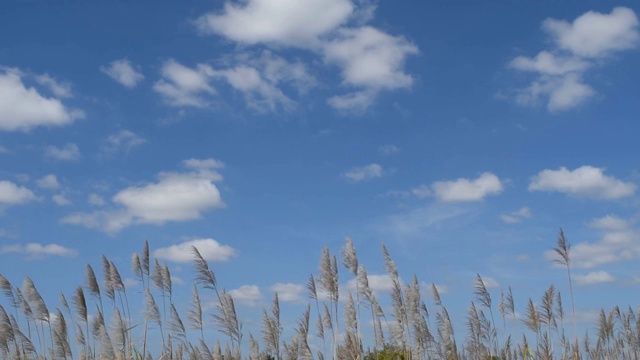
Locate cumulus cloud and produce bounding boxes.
[0,181,36,209]
[101,130,147,154]
[36,174,60,190]
[572,271,615,285]
[45,143,81,161]
[0,67,84,131]
[500,207,532,224]
[343,163,383,182]
[194,0,353,46]
[323,26,417,90]
[542,7,639,58]
[268,283,305,303]
[0,243,77,259]
[153,238,236,263]
[229,285,262,306]
[100,59,144,88]
[432,172,503,202]
[529,166,635,199]
[508,7,639,112]
[61,159,226,233]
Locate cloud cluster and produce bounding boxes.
[62,158,226,233]
[510,7,639,112]
[545,215,640,269]
[154,53,312,112]
[0,67,84,131]
[192,0,418,112]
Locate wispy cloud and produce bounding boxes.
[45,143,81,161]
[100,59,144,88]
[0,243,77,259]
[343,163,383,182]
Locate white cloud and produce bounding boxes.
[183,158,225,170]
[378,144,399,156]
[0,181,36,208]
[0,68,83,132]
[510,51,590,75]
[88,193,105,206]
[102,130,147,153]
[36,174,60,190]
[327,90,376,113]
[323,26,418,89]
[346,274,393,293]
[545,219,640,269]
[153,60,216,107]
[589,215,629,231]
[572,271,615,285]
[113,172,224,224]
[546,74,595,112]
[61,210,132,234]
[508,7,639,112]
[193,1,417,112]
[100,59,144,88]
[45,143,81,161]
[432,172,503,202]
[345,163,385,183]
[153,238,236,263]
[194,0,353,46]
[0,243,77,259]
[480,276,499,289]
[212,65,295,112]
[374,204,470,241]
[35,74,72,98]
[410,185,431,199]
[52,194,71,206]
[343,163,383,182]
[268,283,305,303]
[542,7,639,58]
[500,207,532,224]
[529,166,635,199]
[229,285,262,306]
[62,159,226,232]
[0,145,8,154]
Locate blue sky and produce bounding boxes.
[1,0,640,350]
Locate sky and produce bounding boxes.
[1,0,640,350]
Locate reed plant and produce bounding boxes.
[0,229,635,359]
